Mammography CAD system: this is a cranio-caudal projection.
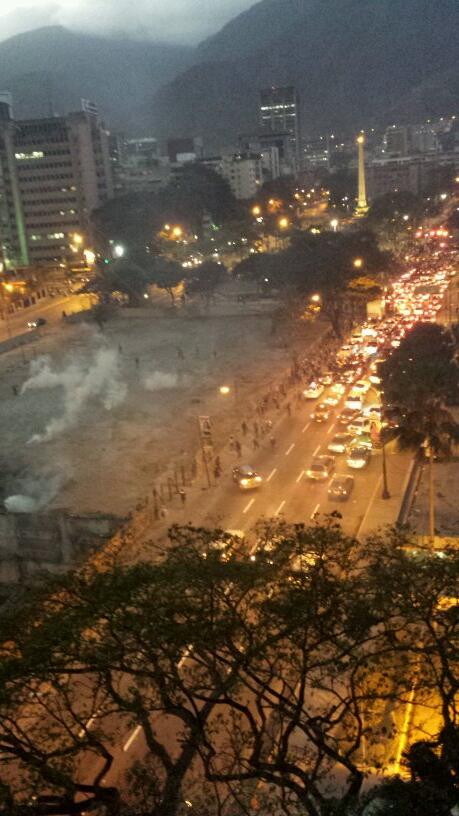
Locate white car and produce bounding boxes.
[352,380,371,395]
[345,395,363,412]
[347,416,371,435]
[328,432,353,454]
[303,382,324,400]
[330,382,346,396]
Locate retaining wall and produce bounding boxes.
[0,510,123,584]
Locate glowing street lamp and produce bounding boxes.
[219,385,231,395]
[252,205,261,217]
[113,243,125,258]
[83,249,96,265]
[73,233,83,245]
[172,226,183,239]
[278,217,289,229]
[353,257,363,269]
[310,293,321,303]
[330,218,339,232]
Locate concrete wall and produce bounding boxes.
[0,509,123,584]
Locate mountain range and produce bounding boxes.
[0,0,458,147]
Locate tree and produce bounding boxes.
[280,230,391,338]
[185,260,226,308]
[147,256,185,304]
[88,257,151,306]
[2,522,459,816]
[380,323,459,537]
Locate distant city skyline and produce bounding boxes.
[0,0,255,44]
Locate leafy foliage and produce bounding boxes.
[1,521,459,815]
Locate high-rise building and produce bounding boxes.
[259,86,301,172]
[0,101,113,270]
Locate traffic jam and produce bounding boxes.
[233,238,455,504]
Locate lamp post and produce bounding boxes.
[381,440,390,500]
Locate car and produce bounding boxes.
[344,394,363,412]
[233,465,263,490]
[347,416,371,435]
[306,455,335,481]
[346,446,371,469]
[303,382,324,400]
[27,317,47,329]
[363,403,382,420]
[337,368,358,384]
[203,529,244,562]
[319,372,334,386]
[353,379,371,395]
[328,474,355,501]
[330,382,346,396]
[355,432,373,450]
[328,432,353,454]
[337,408,359,426]
[311,403,331,422]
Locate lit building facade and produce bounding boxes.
[259,85,301,172]
[0,102,113,270]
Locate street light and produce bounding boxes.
[353,257,363,269]
[73,233,83,245]
[83,249,96,265]
[172,226,183,239]
[252,205,261,217]
[219,385,231,395]
[113,244,125,258]
[310,293,321,303]
[330,218,339,232]
[278,217,289,229]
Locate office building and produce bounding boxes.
[0,101,113,270]
[219,154,261,200]
[259,85,301,172]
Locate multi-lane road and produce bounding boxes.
[0,292,93,343]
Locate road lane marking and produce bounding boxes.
[267,467,277,482]
[275,500,286,515]
[243,498,255,514]
[285,443,295,456]
[313,444,321,457]
[123,724,142,753]
[296,470,304,483]
[327,422,336,435]
[302,422,310,433]
[310,503,320,520]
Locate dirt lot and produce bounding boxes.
[0,291,324,515]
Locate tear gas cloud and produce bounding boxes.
[5,469,69,513]
[22,346,127,444]
[142,371,180,391]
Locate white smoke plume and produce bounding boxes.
[22,347,127,444]
[4,470,69,513]
[142,371,180,391]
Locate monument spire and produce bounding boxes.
[355,132,369,217]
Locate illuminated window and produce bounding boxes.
[15,151,45,160]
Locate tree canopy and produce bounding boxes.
[1,520,459,816]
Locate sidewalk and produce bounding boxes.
[356,448,414,540]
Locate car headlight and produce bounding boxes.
[240,478,249,486]
[255,476,262,482]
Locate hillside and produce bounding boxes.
[153,0,459,146]
[0,26,192,132]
